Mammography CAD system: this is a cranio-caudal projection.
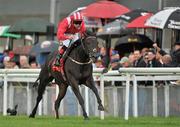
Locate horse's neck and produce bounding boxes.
[70,45,89,61]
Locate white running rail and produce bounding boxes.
[0,68,180,120]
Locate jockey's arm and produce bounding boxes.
[57,19,72,41]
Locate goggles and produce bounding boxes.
[74,20,82,25]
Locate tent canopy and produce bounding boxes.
[0,26,21,38]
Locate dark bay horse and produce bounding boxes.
[29,34,104,119]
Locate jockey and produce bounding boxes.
[52,12,86,72]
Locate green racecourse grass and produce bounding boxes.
[0,116,180,127]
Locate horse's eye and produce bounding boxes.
[87,40,91,44]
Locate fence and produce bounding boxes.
[0,68,180,120]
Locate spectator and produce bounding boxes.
[146,49,162,67]
[8,51,15,59]
[137,52,149,67]
[138,47,149,67]
[161,54,173,67]
[141,47,149,56]
[19,55,30,68]
[0,50,10,68]
[110,49,119,61]
[153,41,180,67]
[153,43,167,56]
[170,41,180,67]
[119,56,130,68]
[3,50,10,57]
[0,53,4,68]
[29,56,39,69]
[113,56,130,86]
[110,60,120,70]
[128,53,135,67]
[94,56,104,68]
[3,56,12,68]
[99,47,107,67]
[3,56,19,69]
[29,61,39,69]
[145,49,162,86]
[110,50,120,70]
[133,50,142,67]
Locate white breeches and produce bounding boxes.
[62,33,79,47]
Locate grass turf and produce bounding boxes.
[0,116,180,127]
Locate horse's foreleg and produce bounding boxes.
[71,85,89,120]
[29,83,46,118]
[85,77,105,111]
[54,83,68,119]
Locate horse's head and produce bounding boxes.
[82,33,98,61]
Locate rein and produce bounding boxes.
[67,36,96,65]
[68,56,92,65]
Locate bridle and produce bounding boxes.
[81,36,96,50]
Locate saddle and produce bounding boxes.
[62,40,81,60]
[52,40,81,79]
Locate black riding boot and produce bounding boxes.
[54,46,67,66]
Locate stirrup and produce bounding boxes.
[52,66,61,72]
[54,62,60,67]
[54,56,62,67]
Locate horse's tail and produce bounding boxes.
[33,76,40,87]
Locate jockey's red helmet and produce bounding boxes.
[72,12,83,21]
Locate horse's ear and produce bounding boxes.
[84,30,96,37]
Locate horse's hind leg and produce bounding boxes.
[85,76,104,111]
[54,82,68,119]
[29,81,46,118]
[29,76,53,118]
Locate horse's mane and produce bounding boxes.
[67,39,82,53]
[70,39,81,48]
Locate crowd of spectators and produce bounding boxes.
[0,40,179,86]
[0,50,39,69]
[0,40,179,70]
[93,40,180,70]
[92,40,180,86]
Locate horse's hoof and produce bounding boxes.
[98,105,105,111]
[29,114,35,118]
[55,116,59,119]
[84,117,90,120]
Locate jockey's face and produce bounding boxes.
[73,20,82,28]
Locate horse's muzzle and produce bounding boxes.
[89,52,98,63]
[91,57,96,63]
